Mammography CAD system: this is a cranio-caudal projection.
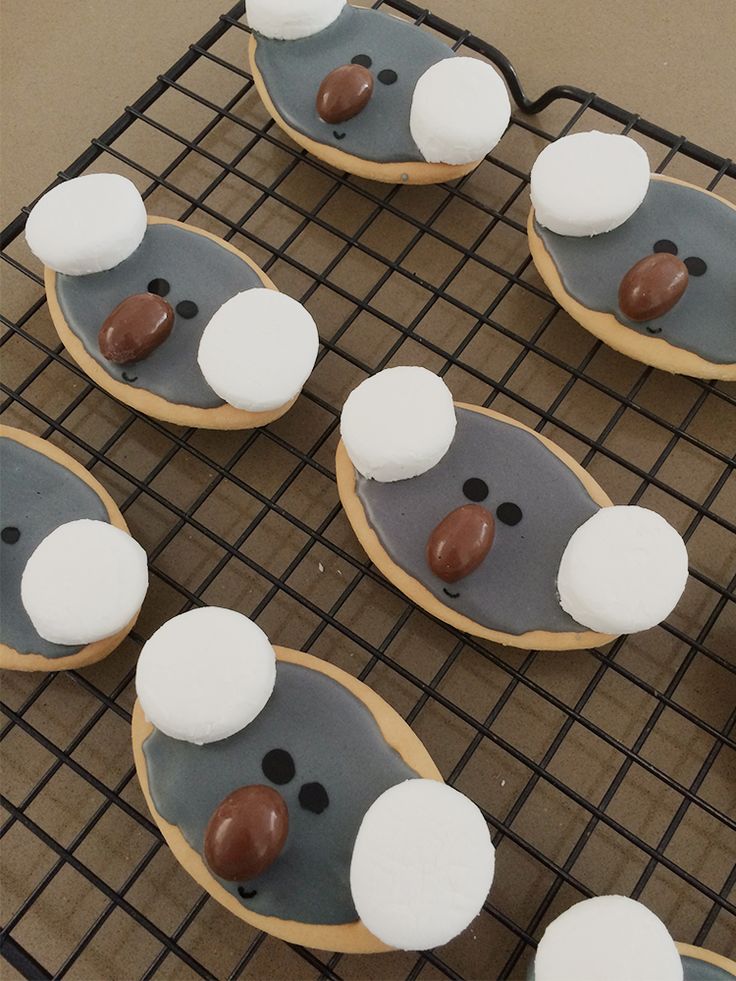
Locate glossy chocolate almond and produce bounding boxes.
[618,253,688,322]
[99,293,174,364]
[316,64,373,125]
[204,785,288,882]
[427,504,495,583]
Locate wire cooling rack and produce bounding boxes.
[1,2,734,978]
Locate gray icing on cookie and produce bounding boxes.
[254,5,454,163]
[55,223,266,408]
[142,661,419,925]
[0,436,109,658]
[536,179,736,366]
[355,408,601,635]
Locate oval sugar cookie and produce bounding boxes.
[248,1,510,185]
[26,174,319,428]
[132,608,495,952]
[0,426,148,672]
[527,132,736,380]
[529,895,735,981]
[336,367,689,651]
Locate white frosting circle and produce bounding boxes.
[557,506,688,634]
[135,608,277,745]
[341,366,456,482]
[21,519,148,646]
[410,57,511,165]
[531,131,651,236]
[25,173,147,275]
[247,0,345,40]
[535,895,684,981]
[350,779,494,950]
[197,289,319,412]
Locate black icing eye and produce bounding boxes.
[684,256,707,276]
[463,478,489,503]
[1,527,20,544]
[148,277,170,296]
[496,502,523,526]
[377,69,398,85]
[653,240,678,255]
[176,300,199,319]
[261,749,295,785]
[299,782,329,814]
[351,54,372,68]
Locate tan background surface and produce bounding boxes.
[1,0,735,228]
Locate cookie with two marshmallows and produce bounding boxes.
[527,130,736,379]
[25,173,319,428]
[133,606,495,952]
[336,366,688,649]
[247,0,511,184]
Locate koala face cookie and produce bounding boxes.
[248,0,510,184]
[530,895,735,981]
[527,131,736,379]
[26,174,319,428]
[0,426,148,672]
[336,368,689,650]
[133,608,495,952]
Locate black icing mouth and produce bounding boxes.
[122,371,139,383]
[333,130,346,141]
[443,587,461,599]
[238,887,258,900]
[645,325,663,335]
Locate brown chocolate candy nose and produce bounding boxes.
[427,504,495,584]
[618,252,689,322]
[316,64,374,125]
[204,785,288,882]
[99,293,174,364]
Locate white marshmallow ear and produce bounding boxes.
[535,895,683,981]
[197,289,319,412]
[25,174,147,276]
[247,0,345,40]
[341,366,456,483]
[350,779,494,950]
[20,519,148,646]
[557,506,688,635]
[530,131,651,236]
[410,57,511,165]
[135,608,277,745]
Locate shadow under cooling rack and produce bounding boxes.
[1,2,734,979]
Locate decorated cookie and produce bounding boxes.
[25,174,320,428]
[336,367,689,650]
[529,895,736,981]
[527,131,736,380]
[0,426,148,672]
[132,607,495,952]
[247,0,511,184]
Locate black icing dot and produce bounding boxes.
[1,526,20,544]
[684,256,707,276]
[654,238,677,255]
[653,240,678,255]
[176,300,199,319]
[261,749,295,785]
[148,277,170,296]
[377,69,398,85]
[351,54,372,68]
[496,502,523,526]
[299,782,329,814]
[463,478,489,503]
[238,886,257,899]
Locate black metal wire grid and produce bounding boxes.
[1,1,734,979]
